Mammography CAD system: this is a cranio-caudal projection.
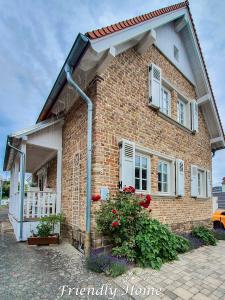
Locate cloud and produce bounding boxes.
[0,0,225,184]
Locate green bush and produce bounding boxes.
[36,222,52,237]
[192,226,217,246]
[96,192,190,270]
[213,231,225,240]
[174,235,191,253]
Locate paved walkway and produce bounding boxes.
[114,243,225,300]
[1,209,225,300]
[0,211,131,300]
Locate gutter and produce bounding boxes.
[65,64,93,256]
[7,142,25,241]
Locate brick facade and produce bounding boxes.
[47,157,57,190]
[58,45,212,248]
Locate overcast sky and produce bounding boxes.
[0,0,224,185]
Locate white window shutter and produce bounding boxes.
[119,140,135,190]
[191,101,199,132]
[191,165,198,197]
[176,159,185,197]
[149,63,161,109]
[206,170,212,198]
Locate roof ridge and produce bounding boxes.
[86,1,188,39]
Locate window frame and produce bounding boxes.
[177,98,187,126]
[160,86,171,117]
[134,152,151,194]
[157,160,171,195]
[197,168,206,198]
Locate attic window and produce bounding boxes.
[174,45,179,62]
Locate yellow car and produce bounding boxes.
[212,210,225,229]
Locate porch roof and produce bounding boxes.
[3,117,63,171]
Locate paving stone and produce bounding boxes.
[173,287,193,300]
[192,293,213,300]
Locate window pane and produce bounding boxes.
[135,155,140,167]
[158,182,162,192]
[163,163,168,174]
[142,180,147,191]
[158,162,162,173]
[158,172,162,182]
[135,167,140,178]
[142,169,147,179]
[163,173,167,183]
[142,157,147,168]
[135,179,140,190]
[163,183,168,193]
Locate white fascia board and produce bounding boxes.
[11,118,64,139]
[197,93,211,105]
[90,8,187,54]
[185,13,224,139]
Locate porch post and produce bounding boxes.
[18,142,26,240]
[56,149,62,214]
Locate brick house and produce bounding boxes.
[4,1,225,250]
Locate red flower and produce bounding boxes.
[91,194,101,202]
[145,194,152,204]
[123,186,135,193]
[111,221,119,228]
[112,209,117,215]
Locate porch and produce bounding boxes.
[4,118,63,241]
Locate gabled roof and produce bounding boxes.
[86,1,188,39]
[33,1,225,151]
[86,0,224,140]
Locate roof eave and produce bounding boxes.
[36,33,90,123]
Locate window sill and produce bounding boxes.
[152,193,176,198]
[150,105,194,134]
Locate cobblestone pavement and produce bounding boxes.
[114,242,225,300]
[0,215,131,300]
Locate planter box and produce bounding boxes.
[27,235,59,246]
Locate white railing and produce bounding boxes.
[24,191,57,219]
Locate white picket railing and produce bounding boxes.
[24,191,57,219]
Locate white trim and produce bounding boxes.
[160,85,171,117]
[11,118,64,139]
[56,149,62,214]
[134,151,151,194]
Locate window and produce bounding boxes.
[135,153,149,192]
[161,86,171,116]
[177,99,186,126]
[197,169,205,198]
[158,160,170,194]
[174,45,179,62]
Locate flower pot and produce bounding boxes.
[27,235,59,246]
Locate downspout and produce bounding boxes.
[8,142,25,241]
[64,64,93,256]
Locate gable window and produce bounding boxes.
[158,160,170,194]
[174,45,179,62]
[161,86,171,116]
[135,153,149,192]
[177,99,186,126]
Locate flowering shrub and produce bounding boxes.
[85,252,128,277]
[96,190,190,269]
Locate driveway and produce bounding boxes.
[0,215,131,300]
[114,243,225,300]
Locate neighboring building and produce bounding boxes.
[3,1,225,250]
[213,178,225,209]
[213,186,222,194]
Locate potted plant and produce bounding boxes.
[27,213,64,246]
